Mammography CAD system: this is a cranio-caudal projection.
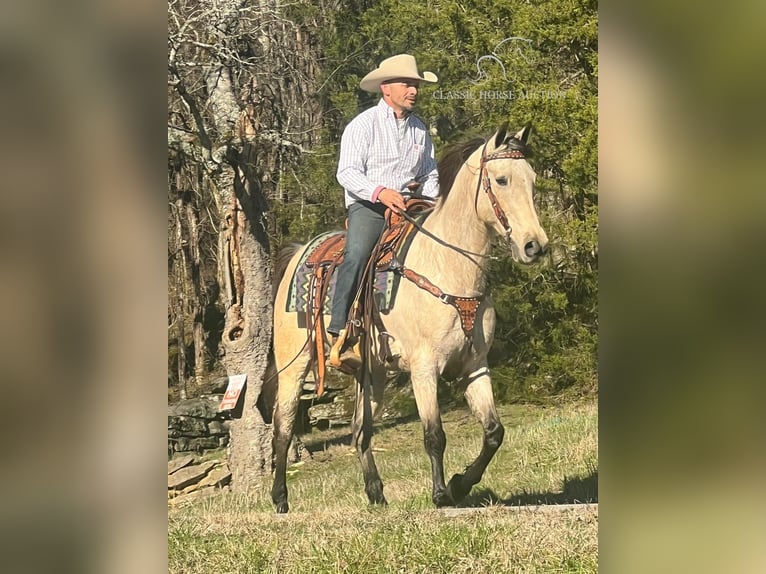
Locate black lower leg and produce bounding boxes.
[352,409,386,505]
[448,419,504,503]
[423,423,452,507]
[271,411,293,514]
[354,427,386,505]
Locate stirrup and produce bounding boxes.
[328,329,362,372]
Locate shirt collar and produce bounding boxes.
[377,98,394,118]
[377,98,411,121]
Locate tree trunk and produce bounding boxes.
[168,0,328,488]
[195,35,274,487]
[193,320,206,385]
[216,147,273,490]
[173,200,188,400]
[186,194,207,386]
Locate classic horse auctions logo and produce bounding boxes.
[469,36,534,86]
[433,36,569,101]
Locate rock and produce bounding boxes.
[168,395,232,454]
[171,437,190,452]
[180,481,203,494]
[168,416,209,436]
[207,420,225,435]
[197,467,232,489]
[208,376,230,394]
[191,437,221,451]
[168,397,221,419]
[169,486,218,506]
[308,401,351,427]
[324,380,351,392]
[171,436,221,454]
[168,460,217,490]
[167,454,196,475]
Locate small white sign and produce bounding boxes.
[219,374,247,411]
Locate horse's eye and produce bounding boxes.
[495,176,508,186]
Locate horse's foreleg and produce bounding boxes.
[411,369,452,507]
[351,366,387,506]
[270,362,307,514]
[447,368,504,503]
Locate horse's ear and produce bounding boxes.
[513,124,532,145]
[493,121,509,149]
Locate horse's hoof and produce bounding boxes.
[367,492,388,506]
[275,502,289,514]
[369,496,388,507]
[433,490,455,508]
[365,481,386,505]
[447,473,471,503]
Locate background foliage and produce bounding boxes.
[169,0,597,403]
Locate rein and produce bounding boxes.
[388,141,528,340]
[279,140,531,378]
[400,141,527,263]
[398,210,498,264]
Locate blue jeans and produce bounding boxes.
[328,201,387,335]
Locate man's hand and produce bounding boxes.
[377,188,406,213]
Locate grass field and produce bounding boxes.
[169,399,597,573]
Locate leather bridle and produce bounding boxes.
[474,142,527,239]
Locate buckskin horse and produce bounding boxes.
[270,123,548,513]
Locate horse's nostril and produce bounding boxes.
[524,240,540,257]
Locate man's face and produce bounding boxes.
[381,78,420,117]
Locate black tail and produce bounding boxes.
[256,346,278,424]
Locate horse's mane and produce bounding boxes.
[437,137,485,200]
[437,132,532,199]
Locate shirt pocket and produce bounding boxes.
[402,142,423,173]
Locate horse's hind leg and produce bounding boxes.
[447,367,505,504]
[271,358,310,514]
[351,365,387,506]
[411,368,452,507]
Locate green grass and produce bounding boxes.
[169,400,597,573]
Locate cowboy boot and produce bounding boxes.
[328,329,362,371]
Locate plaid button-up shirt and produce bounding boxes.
[337,99,440,207]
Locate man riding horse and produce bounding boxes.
[328,54,441,369]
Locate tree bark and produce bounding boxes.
[168,0,328,488]
[215,147,273,490]
[173,200,188,400]
[186,193,207,386]
[205,61,273,489]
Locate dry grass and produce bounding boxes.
[169,400,597,573]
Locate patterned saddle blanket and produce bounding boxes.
[285,199,434,316]
[285,230,398,314]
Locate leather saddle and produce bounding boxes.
[304,198,434,396]
[306,198,432,272]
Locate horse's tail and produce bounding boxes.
[258,242,306,423]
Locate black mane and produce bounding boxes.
[504,136,532,156]
[437,133,532,198]
[437,137,484,199]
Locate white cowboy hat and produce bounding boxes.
[359,54,438,93]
